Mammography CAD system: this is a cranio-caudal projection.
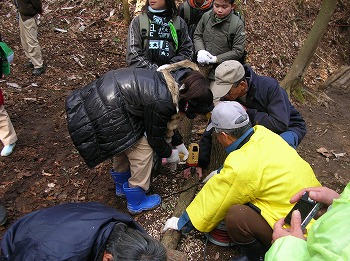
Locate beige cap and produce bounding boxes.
[210,60,245,99]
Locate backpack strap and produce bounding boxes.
[233,10,245,25]
[169,20,178,50]
[228,13,241,43]
[201,9,211,27]
[139,12,149,48]
[139,13,181,50]
[172,15,180,31]
[183,1,191,24]
[229,11,247,64]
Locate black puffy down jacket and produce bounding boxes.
[66,67,185,168]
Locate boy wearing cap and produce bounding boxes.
[163,101,320,261]
[190,60,307,178]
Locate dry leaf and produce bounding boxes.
[316,147,333,158]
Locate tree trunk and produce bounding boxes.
[134,0,146,15]
[281,0,338,97]
[121,0,131,25]
[177,116,193,145]
[207,135,226,173]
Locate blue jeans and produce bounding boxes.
[280,131,299,149]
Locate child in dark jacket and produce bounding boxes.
[126,0,193,70]
[178,0,214,40]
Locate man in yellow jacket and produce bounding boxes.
[163,101,321,261]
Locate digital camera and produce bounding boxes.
[285,191,322,230]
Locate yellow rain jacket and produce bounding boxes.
[186,125,321,232]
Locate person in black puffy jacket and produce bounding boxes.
[65,60,213,214]
[0,202,167,261]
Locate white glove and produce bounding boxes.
[208,56,218,64]
[202,169,218,183]
[157,64,170,71]
[176,143,189,161]
[162,217,179,232]
[165,149,180,164]
[197,50,213,65]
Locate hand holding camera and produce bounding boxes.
[272,186,340,243]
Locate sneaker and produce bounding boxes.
[25,61,34,68]
[32,66,45,76]
[1,143,16,156]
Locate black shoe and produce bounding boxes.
[25,61,34,68]
[0,204,8,226]
[32,66,45,76]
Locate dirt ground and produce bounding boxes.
[0,0,349,260]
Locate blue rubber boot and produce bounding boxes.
[123,182,161,214]
[110,169,131,197]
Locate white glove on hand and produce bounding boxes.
[165,149,180,164]
[162,217,179,232]
[208,56,218,64]
[203,169,218,183]
[176,143,189,161]
[197,50,213,65]
[157,64,170,71]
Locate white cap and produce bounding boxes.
[206,101,249,131]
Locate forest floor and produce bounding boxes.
[0,0,349,260]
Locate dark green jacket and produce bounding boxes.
[194,10,246,80]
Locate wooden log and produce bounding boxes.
[177,116,193,145]
[161,175,199,250]
[207,134,226,174]
[167,249,188,261]
[319,65,350,89]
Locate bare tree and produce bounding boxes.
[121,0,131,25]
[281,0,338,99]
[135,0,146,15]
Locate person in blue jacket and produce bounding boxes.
[0,202,167,261]
[185,60,307,179]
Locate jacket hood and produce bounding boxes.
[159,59,199,106]
[188,0,213,10]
